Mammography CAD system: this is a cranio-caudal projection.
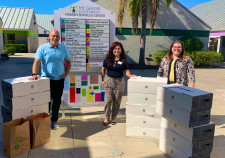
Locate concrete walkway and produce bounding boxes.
[0,53,225,158]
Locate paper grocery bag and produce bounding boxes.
[3,118,30,158]
[27,113,51,149]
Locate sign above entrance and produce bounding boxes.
[54,0,115,22]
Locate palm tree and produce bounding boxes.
[117,0,172,66]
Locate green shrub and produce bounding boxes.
[4,44,27,55]
[179,37,204,51]
[152,50,168,64]
[152,50,224,66]
[186,51,224,66]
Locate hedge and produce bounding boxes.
[152,50,224,66]
[179,37,204,51]
[4,44,27,55]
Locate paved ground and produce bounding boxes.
[0,53,225,158]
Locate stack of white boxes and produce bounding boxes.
[1,76,50,122]
[126,77,167,139]
[157,84,215,158]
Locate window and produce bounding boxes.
[208,38,218,51]
[7,34,15,44]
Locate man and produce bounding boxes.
[30,29,71,130]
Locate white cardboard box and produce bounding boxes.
[4,90,50,110]
[2,76,50,98]
[160,127,213,157]
[128,77,167,94]
[157,85,213,112]
[126,104,159,117]
[156,100,210,127]
[126,126,160,139]
[126,114,161,129]
[161,117,215,142]
[1,103,49,122]
[127,93,157,106]
[159,141,190,158]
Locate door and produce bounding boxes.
[221,36,225,61]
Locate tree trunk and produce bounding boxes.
[139,0,147,66]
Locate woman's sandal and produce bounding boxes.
[111,121,117,125]
[103,121,109,126]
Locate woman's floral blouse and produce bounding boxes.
[157,56,195,86]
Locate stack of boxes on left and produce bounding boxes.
[1,76,50,122]
[1,76,51,157]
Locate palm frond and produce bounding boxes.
[129,0,142,34]
[149,0,158,35]
[117,0,128,28]
[165,0,172,7]
[132,16,139,34]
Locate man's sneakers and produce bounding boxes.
[51,121,59,130]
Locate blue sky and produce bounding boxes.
[0,0,212,14]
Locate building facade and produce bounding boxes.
[36,14,54,46]
[190,0,225,60]
[92,0,211,64]
[0,7,39,53]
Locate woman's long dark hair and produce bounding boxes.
[166,40,187,61]
[106,41,127,65]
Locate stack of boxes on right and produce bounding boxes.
[156,84,215,158]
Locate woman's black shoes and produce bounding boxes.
[103,121,109,126]
[111,121,117,125]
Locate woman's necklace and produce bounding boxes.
[114,57,120,66]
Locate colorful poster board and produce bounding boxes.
[62,74,105,107]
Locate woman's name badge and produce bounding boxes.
[117,61,122,65]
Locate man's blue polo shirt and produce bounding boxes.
[35,42,70,80]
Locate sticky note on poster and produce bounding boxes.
[70,83,75,87]
[81,81,88,86]
[70,87,75,103]
[87,90,94,102]
[101,92,105,101]
[76,76,81,86]
[76,94,81,102]
[86,20,90,24]
[61,19,65,23]
[64,76,69,90]
[81,75,88,81]
[82,88,86,97]
[70,76,75,83]
[61,23,65,28]
[63,94,68,105]
[95,93,101,102]
[90,75,98,84]
[100,83,104,90]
